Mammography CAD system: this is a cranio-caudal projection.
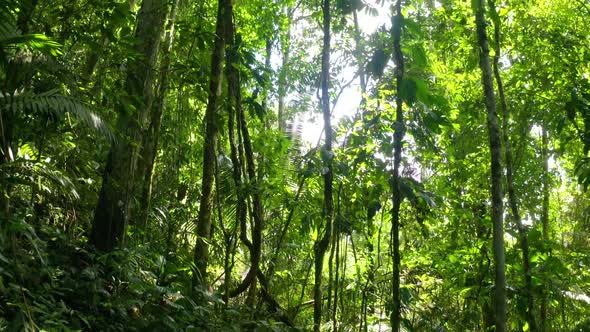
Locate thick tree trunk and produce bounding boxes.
[91,0,168,251]
[136,0,179,230]
[488,2,536,329]
[389,1,405,331]
[314,0,333,330]
[474,0,506,330]
[192,0,229,289]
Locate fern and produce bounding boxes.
[0,158,80,200]
[0,89,113,140]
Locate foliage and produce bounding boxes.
[1,0,589,330]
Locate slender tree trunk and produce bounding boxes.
[333,231,340,331]
[389,0,405,331]
[277,7,293,131]
[137,0,179,230]
[192,0,229,289]
[91,0,169,251]
[473,0,506,330]
[351,7,367,100]
[488,2,535,329]
[362,198,377,331]
[314,0,333,330]
[223,9,265,298]
[540,127,550,331]
[327,226,336,323]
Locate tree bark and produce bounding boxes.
[473,0,507,330]
[314,0,333,330]
[136,0,179,230]
[192,0,229,289]
[221,4,265,299]
[351,7,367,98]
[488,1,536,329]
[540,126,550,331]
[277,6,293,131]
[91,0,169,251]
[389,1,405,331]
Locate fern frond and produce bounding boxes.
[0,159,80,200]
[0,90,113,140]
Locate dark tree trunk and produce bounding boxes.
[91,0,169,251]
[225,23,264,297]
[474,0,507,330]
[226,36,249,295]
[192,0,229,289]
[488,1,536,329]
[389,1,405,331]
[314,0,333,330]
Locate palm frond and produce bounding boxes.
[0,90,114,140]
[0,34,62,56]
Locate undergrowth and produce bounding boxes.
[0,211,292,331]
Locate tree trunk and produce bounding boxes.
[488,1,536,329]
[192,0,229,289]
[540,126,550,331]
[351,7,367,98]
[333,231,340,331]
[91,0,168,251]
[219,3,264,299]
[314,0,333,330]
[389,0,405,331]
[473,0,506,330]
[136,0,179,231]
[277,7,293,131]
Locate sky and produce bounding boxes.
[292,3,392,144]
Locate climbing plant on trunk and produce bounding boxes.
[314,0,333,330]
[473,0,507,330]
[390,0,404,330]
[192,0,230,289]
[91,0,169,251]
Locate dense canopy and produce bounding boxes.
[1,0,589,330]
